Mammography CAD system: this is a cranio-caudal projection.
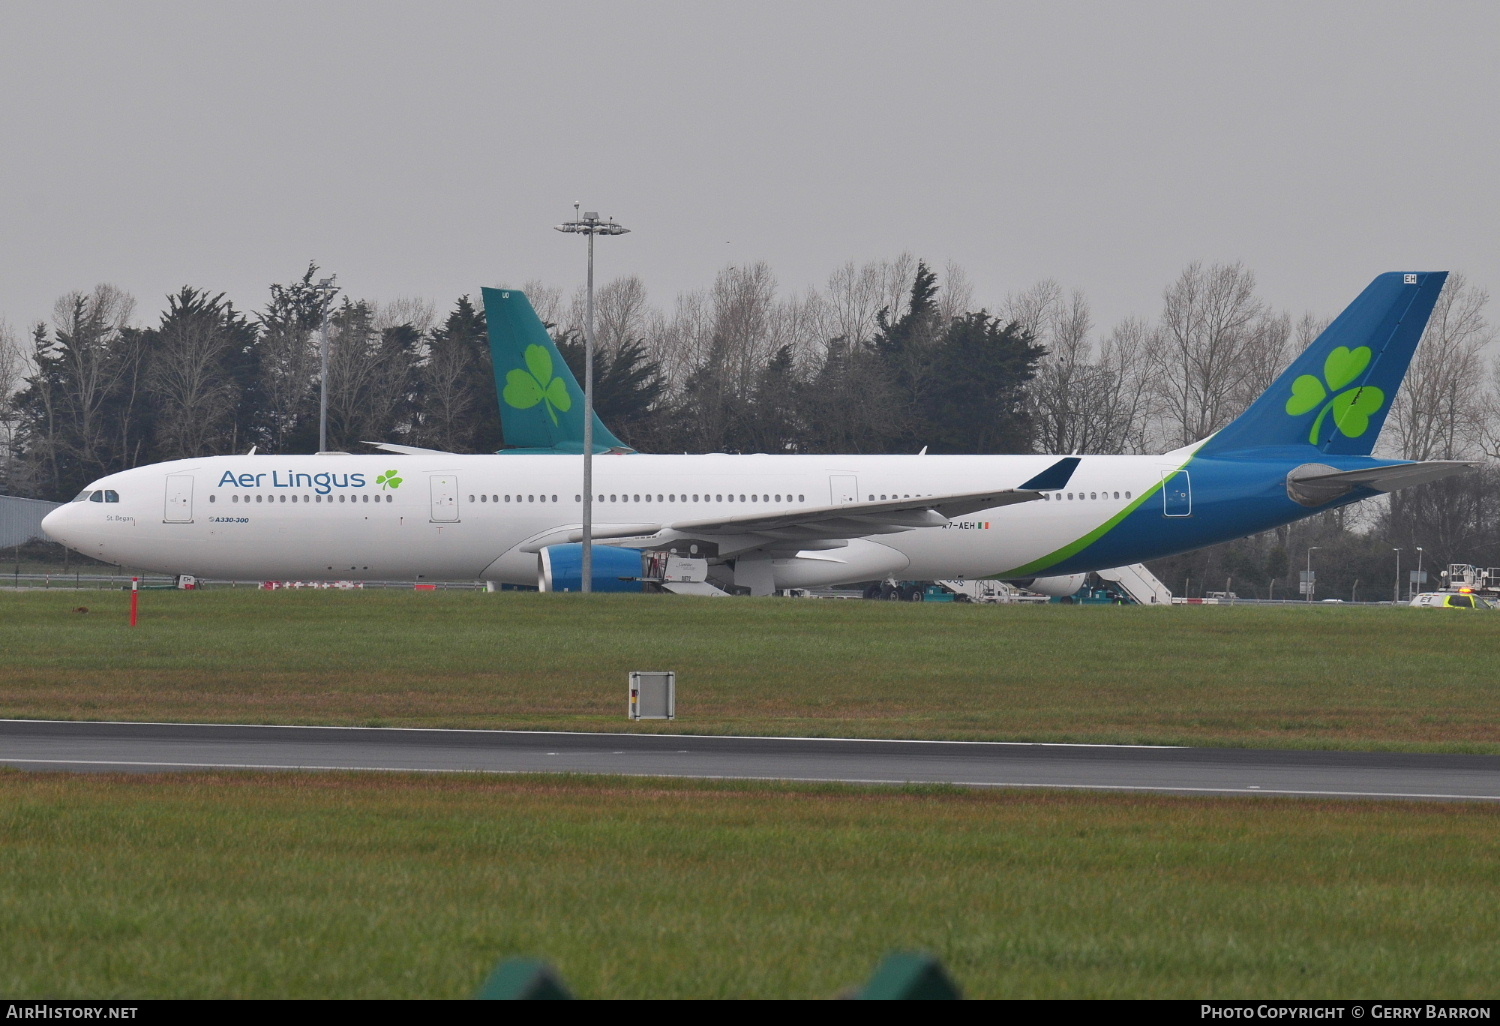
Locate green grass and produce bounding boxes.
[2,589,1498,751]
[2,771,1496,998]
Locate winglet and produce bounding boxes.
[1019,457,1081,491]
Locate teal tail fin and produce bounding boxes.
[1199,272,1447,456]
[481,287,632,454]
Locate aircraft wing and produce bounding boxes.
[593,457,1079,553]
[363,441,463,456]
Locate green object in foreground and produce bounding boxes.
[859,952,962,999]
[477,958,572,999]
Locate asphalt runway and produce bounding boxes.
[4,719,1499,801]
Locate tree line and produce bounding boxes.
[1,258,1497,587]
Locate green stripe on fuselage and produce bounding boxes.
[991,451,1196,578]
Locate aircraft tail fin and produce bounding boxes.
[480,287,632,454]
[1198,272,1447,457]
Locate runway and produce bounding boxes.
[2,719,1498,801]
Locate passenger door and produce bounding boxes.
[163,474,194,523]
[829,475,859,505]
[429,474,460,522]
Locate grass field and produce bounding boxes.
[2,770,1496,999]
[2,589,1498,751]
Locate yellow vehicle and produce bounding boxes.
[1409,590,1496,609]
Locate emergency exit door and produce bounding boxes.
[163,474,194,523]
[1160,469,1192,517]
[429,474,459,522]
[830,475,860,505]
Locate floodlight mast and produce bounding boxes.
[553,208,631,593]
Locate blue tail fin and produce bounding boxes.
[481,287,632,454]
[1199,272,1447,457]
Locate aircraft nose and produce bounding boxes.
[41,504,75,547]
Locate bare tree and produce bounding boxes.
[1389,272,1495,461]
[1011,281,1154,454]
[1151,262,1285,448]
[816,253,918,346]
[517,279,562,329]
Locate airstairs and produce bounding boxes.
[1095,563,1173,605]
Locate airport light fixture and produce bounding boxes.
[1415,546,1424,600]
[1304,546,1320,602]
[1393,548,1402,605]
[554,205,631,593]
[312,276,340,453]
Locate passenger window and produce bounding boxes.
[1113,491,1119,499]
[209,495,216,503]
[1090,492,1096,500]
[468,494,474,502]
[552,495,558,502]
[716,494,723,502]
[798,494,804,501]
[633,494,640,502]
[479,494,486,502]
[646,494,653,502]
[1125,491,1131,499]
[291,495,298,503]
[281,495,287,503]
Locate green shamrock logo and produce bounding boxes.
[502,344,572,424]
[376,469,403,490]
[1285,346,1384,445]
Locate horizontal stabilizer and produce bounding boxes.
[1286,460,1478,507]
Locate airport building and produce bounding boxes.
[0,494,60,547]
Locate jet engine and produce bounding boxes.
[538,544,644,592]
[1021,573,1088,598]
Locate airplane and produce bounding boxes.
[43,272,1475,596]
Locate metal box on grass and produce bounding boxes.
[629,671,675,720]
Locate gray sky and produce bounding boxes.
[3,0,1496,335]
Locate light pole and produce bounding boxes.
[1392,548,1402,605]
[554,205,630,593]
[312,276,339,453]
[1305,546,1320,602]
[1415,546,1424,600]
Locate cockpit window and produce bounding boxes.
[89,491,105,503]
[103,490,119,503]
[72,490,93,502]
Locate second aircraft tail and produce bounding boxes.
[481,287,633,454]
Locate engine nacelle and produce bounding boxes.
[1023,573,1088,598]
[538,544,644,593]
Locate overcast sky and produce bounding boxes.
[2,0,1496,336]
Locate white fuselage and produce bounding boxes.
[42,452,1178,587]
